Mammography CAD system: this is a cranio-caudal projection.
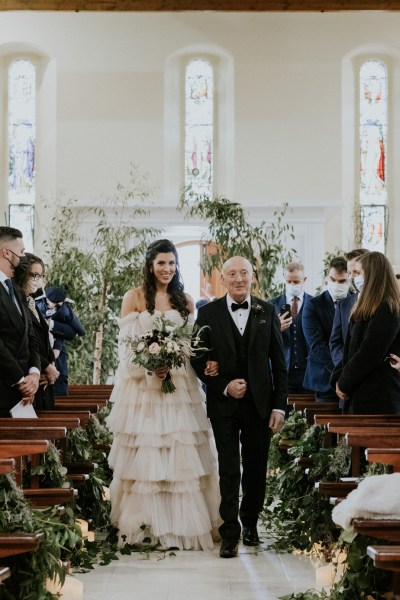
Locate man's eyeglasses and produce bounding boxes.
[28,273,44,281]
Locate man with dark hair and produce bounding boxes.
[0,226,40,417]
[329,249,369,366]
[302,256,351,403]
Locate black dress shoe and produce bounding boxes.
[219,538,239,558]
[242,527,260,546]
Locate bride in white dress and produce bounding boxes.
[107,239,221,551]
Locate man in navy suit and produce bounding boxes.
[0,227,41,417]
[269,262,313,395]
[329,249,368,367]
[302,257,351,403]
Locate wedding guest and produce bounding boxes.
[36,286,85,395]
[329,248,368,367]
[107,239,221,550]
[269,261,313,395]
[191,256,287,558]
[0,227,40,417]
[302,256,351,403]
[334,252,400,414]
[13,253,59,410]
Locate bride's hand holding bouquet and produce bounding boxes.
[123,315,209,393]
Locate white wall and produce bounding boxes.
[1,11,400,293]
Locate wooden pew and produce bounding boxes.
[326,425,400,477]
[366,448,400,472]
[54,399,103,413]
[367,545,400,595]
[0,417,94,489]
[367,545,400,571]
[315,414,400,426]
[0,428,77,507]
[0,459,15,475]
[0,532,44,558]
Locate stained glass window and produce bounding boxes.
[359,60,387,252]
[185,59,213,198]
[8,59,36,249]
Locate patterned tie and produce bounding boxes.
[291,296,299,318]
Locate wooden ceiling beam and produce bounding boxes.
[2,0,400,11]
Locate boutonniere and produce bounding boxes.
[251,303,264,315]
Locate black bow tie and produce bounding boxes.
[231,300,249,312]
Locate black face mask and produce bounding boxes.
[32,287,43,298]
[14,256,29,279]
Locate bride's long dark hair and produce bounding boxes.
[143,239,190,318]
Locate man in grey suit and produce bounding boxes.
[0,226,40,417]
[191,256,287,558]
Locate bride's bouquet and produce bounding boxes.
[122,315,208,393]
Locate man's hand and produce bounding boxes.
[279,312,292,332]
[335,382,348,401]
[269,411,284,433]
[44,363,60,385]
[227,379,247,398]
[18,373,40,398]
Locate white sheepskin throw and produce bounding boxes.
[332,473,400,530]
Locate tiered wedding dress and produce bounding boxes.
[107,309,221,551]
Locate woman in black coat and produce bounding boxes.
[335,251,400,414]
[14,253,59,410]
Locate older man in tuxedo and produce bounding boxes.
[0,226,40,417]
[191,256,287,558]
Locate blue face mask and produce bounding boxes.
[353,275,364,293]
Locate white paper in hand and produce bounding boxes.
[10,401,38,418]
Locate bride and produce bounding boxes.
[107,239,221,550]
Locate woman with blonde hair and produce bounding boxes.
[334,251,400,414]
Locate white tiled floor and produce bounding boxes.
[74,535,321,600]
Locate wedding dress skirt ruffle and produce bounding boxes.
[107,309,221,551]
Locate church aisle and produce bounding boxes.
[75,539,319,600]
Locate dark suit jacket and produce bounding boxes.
[0,281,41,411]
[329,294,358,367]
[190,295,287,419]
[302,289,338,393]
[269,292,313,370]
[336,303,400,414]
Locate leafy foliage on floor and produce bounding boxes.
[265,410,395,600]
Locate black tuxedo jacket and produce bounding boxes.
[0,281,40,410]
[191,295,287,419]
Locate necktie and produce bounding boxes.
[231,300,249,312]
[4,279,21,315]
[291,296,299,318]
[4,278,16,301]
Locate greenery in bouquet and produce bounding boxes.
[122,315,207,393]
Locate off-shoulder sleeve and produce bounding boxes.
[116,312,145,380]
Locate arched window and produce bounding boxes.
[359,59,387,252]
[164,45,234,204]
[8,59,36,249]
[184,59,214,198]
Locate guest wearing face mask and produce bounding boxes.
[269,262,313,397]
[36,286,85,396]
[329,249,369,367]
[333,252,400,414]
[13,253,59,410]
[0,227,41,417]
[302,257,351,403]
